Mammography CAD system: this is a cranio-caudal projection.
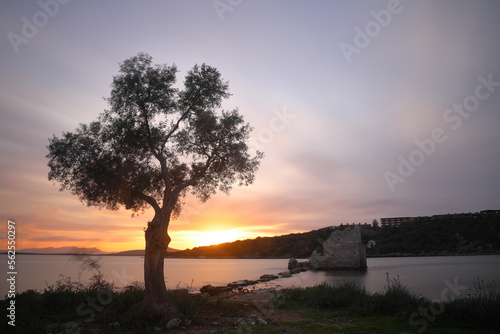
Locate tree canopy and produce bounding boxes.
[47,53,263,218]
[47,53,263,317]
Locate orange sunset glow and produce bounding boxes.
[6,188,287,253]
[1,1,500,256]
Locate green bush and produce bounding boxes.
[274,275,500,330]
[111,282,145,312]
[443,278,500,328]
[275,280,371,311]
[275,275,425,317]
[368,274,427,318]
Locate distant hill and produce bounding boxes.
[17,246,109,254]
[168,227,335,259]
[114,248,179,256]
[15,246,179,255]
[363,214,500,257]
[114,249,145,256]
[168,215,500,259]
[12,214,500,258]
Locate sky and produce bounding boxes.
[1,0,499,252]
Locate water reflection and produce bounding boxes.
[249,256,500,300]
[7,254,500,300]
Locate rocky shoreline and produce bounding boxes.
[199,267,308,296]
[199,227,369,296]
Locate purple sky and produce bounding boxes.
[1,0,499,251]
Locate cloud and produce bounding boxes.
[1,0,499,251]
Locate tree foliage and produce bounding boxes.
[171,227,335,259]
[169,216,500,258]
[364,216,500,256]
[47,53,263,219]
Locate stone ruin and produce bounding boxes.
[199,226,367,296]
[289,226,367,270]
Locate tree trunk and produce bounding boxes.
[140,211,182,319]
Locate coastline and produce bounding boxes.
[4,251,500,258]
[3,275,498,333]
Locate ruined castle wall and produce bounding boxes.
[309,226,367,269]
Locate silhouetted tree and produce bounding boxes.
[46,53,263,317]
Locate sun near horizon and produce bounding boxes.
[10,194,302,253]
[14,223,286,253]
[127,227,285,252]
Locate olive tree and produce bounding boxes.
[46,53,263,317]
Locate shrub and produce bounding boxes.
[275,280,371,311]
[443,278,500,328]
[275,274,427,318]
[369,273,428,318]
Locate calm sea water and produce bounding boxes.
[3,254,500,300]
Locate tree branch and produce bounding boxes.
[173,178,198,198]
[160,108,191,153]
[172,147,216,197]
[134,190,161,213]
[139,104,174,195]
[140,104,158,156]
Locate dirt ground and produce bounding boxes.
[168,290,305,333]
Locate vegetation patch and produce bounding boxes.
[0,273,236,333]
[2,273,498,333]
[273,275,500,332]
[169,215,500,259]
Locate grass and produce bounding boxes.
[2,272,498,333]
[272,274,426,317]
[1,273,237,333]
[250,314,495,334]
[443,278,500,329]
[369,273,427,317]
[272,279,371,311]
[273,274,500,331]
